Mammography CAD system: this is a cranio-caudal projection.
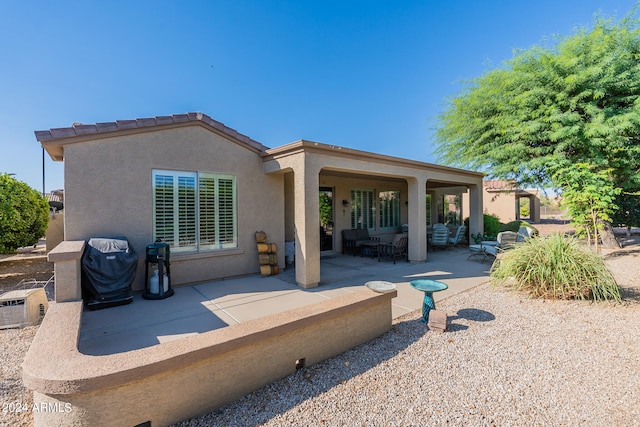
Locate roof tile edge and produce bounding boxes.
[34,112,269,151]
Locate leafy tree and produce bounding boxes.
[319,192,332,226]
[0,173,49,253]
[553,163,621,251]
[519,200,530,218]
[435,8,640,247]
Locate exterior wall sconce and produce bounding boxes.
[342,199,349,207]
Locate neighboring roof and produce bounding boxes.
[35,112,268,161]
[484,179,539,197]
[484,179,517,191]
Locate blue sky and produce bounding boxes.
[1,1,636,193]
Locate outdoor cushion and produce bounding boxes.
[342,229,358,241]
[356,228,370,240]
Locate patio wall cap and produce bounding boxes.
[47,240,85,263]
[22,288,396,395]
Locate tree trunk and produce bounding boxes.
[599,220,621,249]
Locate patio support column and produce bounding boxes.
[468,182,483,239]
[407,175,427,263]
[531,194,540,223]
[293,157,321,288]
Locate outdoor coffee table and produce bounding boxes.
[410,279,448,323]
[360,241,380,258]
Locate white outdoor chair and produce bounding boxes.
[468,231,518,262]
[482,231,519,259]
[517,226,536,242]
[430,224,449,250]
[448,225,467,247]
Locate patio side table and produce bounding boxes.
[410,279,448,323]
[360,241,380,258]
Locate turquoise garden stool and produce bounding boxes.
[410,279,448,323]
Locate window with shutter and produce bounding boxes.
[153,170,237,253]
[351,189,375,230]
[379,190,400,229]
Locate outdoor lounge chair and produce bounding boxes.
[378,234,408,264]
[430,224,449,250]
[448,225,467,247]
[517,226,536,242]
[468,231,518,262]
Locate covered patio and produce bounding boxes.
[263,140,485,288]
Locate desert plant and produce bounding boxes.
[490,234,621,302]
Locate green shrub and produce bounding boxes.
[483,214,501,239]
[490,234,621,302]
[0,174,49,253]
[464,213,502,243]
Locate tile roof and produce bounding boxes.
[484,179,517,191]
[34,112,268,152]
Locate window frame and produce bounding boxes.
[379,190,401,229]
[152,169,237,253]
[351,188,376,230]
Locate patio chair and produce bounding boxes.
[517,226,536,242]
[448,225,467,247]
[467,231,518,262]
[430,224,449,250]
[378,234,408,264]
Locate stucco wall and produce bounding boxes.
[45,211,64,253]
[483,189,516,222]
[62,125,284,290]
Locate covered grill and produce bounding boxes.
[81,237,138,310]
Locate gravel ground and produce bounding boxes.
[1,238,638,427]
[174,283,639,427]
[0,327,37,427]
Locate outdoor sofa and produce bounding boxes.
[342,228,380,255]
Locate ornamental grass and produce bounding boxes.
[490,234,621,302]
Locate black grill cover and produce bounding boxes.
[81,237,138,309]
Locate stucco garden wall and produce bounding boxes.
[23,288,395,427]
[45,211,64,252]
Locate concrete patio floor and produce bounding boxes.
[79,246,491,355]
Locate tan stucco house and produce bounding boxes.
[36,112,484,289]
[483,180,541,223]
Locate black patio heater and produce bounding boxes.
[143,241,174,300]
